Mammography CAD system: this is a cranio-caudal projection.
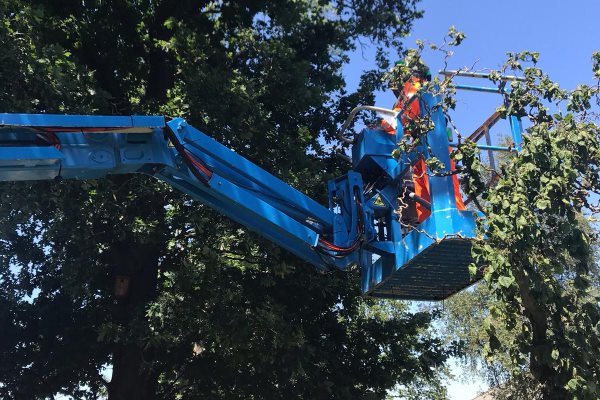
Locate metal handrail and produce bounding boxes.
[337,106,397,144]
[439,70,526,82]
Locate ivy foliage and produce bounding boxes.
[401,44,600,398]
[465,51,600,400]
[381,31,600,397]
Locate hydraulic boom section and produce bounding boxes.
[0,78,521,300]
[0,113,336,270]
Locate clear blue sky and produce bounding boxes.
[345,1,600,398]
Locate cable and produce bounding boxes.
[0,127,61,149]
[317,186,366,253]
[317,221,362,252]
[318,235,360,252]
[164,124,213,186]
[38,131,60,150]
[181,142,335,234]
[315,250,348,271]
[183,149,213,179]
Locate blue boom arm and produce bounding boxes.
[1,82,516,300]
[0,113,352,271]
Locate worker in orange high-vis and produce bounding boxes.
[383,60,465,223]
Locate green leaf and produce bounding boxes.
[468,263,477,279]
[535,198,551,210]
[498,275,514,288]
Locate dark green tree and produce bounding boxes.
[0,1,456,399]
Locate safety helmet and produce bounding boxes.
[425,69,432,81]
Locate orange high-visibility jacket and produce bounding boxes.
[382,78,465,223]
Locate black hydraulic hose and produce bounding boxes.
[408,192,431,211]
[163,124,213,186]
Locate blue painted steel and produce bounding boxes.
[0,147,64,181]
[0,113,335,273]
[356,89,483,299]
[510,115,523,151]
[0,147,64,166]
[156,168,325,268]
[454,84,502,93]
[327,171,370,249]
[501,88,523,151]
[352,129,397,171]
[0,113,165,128]
[352,127,425,181]
[362,209,482,299]
[421,92,458,213]
[0,88,517,300]
[169,119,334,231]
[0,130,168,181]
[449,143,515,152]
[357,75,524,299]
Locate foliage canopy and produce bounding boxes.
[400,36,600,399]
[0,1,460,400]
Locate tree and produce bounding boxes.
[0,1,456,399]
[393,41,600,399]
[439,215,600,400]
[461,51,600,399]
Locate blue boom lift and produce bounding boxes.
[0,71,522,300]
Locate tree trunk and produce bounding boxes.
[513,266,570,400]
[107,239,161,400]
[108,344,157,400]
